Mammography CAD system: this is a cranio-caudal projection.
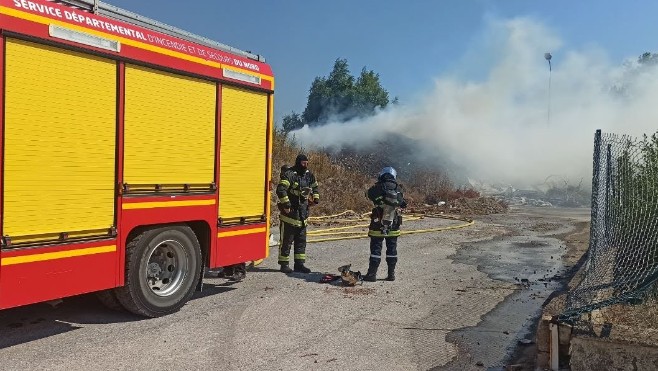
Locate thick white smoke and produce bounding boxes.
[292,18,658,188]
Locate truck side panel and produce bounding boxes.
[123,65,216,189]
[3,38,116,244]
[0,240,118,308]
[218,86,268,221]
[215,86,269,267]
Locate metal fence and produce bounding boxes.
[560,129,658,323]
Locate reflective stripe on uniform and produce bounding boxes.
[310,182,318,188]
[279,179,290,187]
[294,253,306,260]
[278,196,289,203]
[313,193,319,200]
[280,215,305,227]
[370,254,381,259]
[368,229,401,237]
[386,255,397,258]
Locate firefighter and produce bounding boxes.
[276,153,319,274]
[363,166,407,282]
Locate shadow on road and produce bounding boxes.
[0,278,239,349]
[0,294,141,349]
[194,281,238,299]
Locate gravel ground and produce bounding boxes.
[0,206,590,371]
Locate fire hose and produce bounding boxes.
[304,211,474,243]
[250,211,474,266]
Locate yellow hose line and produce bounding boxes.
[308,230,367,237]
[304,213,474,244]
[307,223,369,233]
[307,210,368,220]
[306,215,426,235]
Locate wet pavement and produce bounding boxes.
[436,207,590,370]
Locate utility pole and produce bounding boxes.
[544,52,552,126]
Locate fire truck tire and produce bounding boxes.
[96,289,125,311]
[116,225,202,317]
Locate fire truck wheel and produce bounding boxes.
[116,225,202,317]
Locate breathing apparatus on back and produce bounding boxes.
[377,167,402,235]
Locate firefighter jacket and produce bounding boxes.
[276,167,319,227]
[366,179,407,237]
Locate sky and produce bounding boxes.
[103,0,658,187]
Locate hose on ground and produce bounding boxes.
[273,211,474,244]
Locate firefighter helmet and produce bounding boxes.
[378,166,397,181]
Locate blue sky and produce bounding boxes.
[105,0,658,125]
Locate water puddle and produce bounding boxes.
[438,232,568,370]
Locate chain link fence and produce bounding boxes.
[560,129,658,324]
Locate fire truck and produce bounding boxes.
[0,0,274,317]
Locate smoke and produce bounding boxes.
[292,17,658,188]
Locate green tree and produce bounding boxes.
[638,52,658,66]
[282,58,391,131]
[352,67,389,116]
[282,112,304,132]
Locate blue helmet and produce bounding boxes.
[378,166,397,181]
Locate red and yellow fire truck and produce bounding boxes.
[0,0,274,317]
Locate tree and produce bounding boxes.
[282,112,304,132]
[352,67,389,116]
[638,52,658,66]
[611,52,658,98]
[282,58,391,131]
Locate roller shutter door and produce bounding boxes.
[219,86,268,220]
[124,65,216,187]
[3,39,116,242]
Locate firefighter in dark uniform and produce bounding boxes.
[364,167,407,282]
[276,154,319,274]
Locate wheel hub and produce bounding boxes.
[145,240,188,297]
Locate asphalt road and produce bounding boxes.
[0,206,590,371]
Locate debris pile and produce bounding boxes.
[469,179,592,208]
[407,196,508,216]
[448,197,508,215]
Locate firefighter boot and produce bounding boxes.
[280,264,293,274]
[363,262,379,282]
[386,264,396,281]
[293,262,311,274]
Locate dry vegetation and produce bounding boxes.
[270,129,507,220]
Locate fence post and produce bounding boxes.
[589,130,602,270]
[605,144,612,244]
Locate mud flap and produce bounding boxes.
[196,265,205,292]
[196,250,210,292]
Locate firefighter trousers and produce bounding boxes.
[278,221,307,265]
[369,236,398,269]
